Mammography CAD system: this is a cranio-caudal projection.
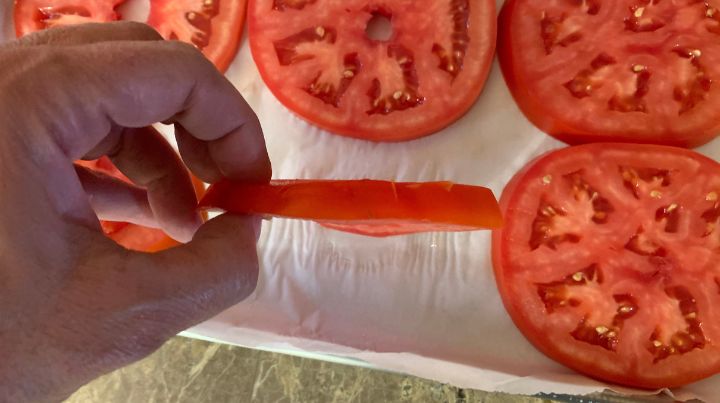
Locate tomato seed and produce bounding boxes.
[619,305,633,313]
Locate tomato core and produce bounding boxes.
[364,11,392,42]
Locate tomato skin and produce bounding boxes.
[493,143,720,388]
[200,179,502,236]
[248,0,497,141]
[498,0,720,147]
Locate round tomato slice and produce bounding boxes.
[493,143,720,388]
[14,0,124,37]
[248,0,496,141]
[498,0,720,147]
[14,0,245,72]
[147,0,246,72]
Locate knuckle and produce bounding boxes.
[115,21,163,41]
[226,256,260,300]
[162,40,215,69]
[164,39,202,56]
[193,221,261,300]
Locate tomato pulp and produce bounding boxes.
[14,0,245,71]
[248,0,496,141]
[200,179,502,236]
[493,143,720,388]
[499,0,720,147]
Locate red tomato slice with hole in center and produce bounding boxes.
[498,0,720,147]
[200,179,502,236]
[77,156,205,252]
[248,0,496,141]
[492,143,720,388]
[14,0,245,72]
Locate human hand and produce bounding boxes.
[0,22,270,402]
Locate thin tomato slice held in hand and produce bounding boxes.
[248,0,496,141]
[14,0,245,72]
[200,179,502,237]
[492,143,720,388]
[498,0,720,147]
[14,0,124,36]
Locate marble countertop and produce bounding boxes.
[65,337,688,403]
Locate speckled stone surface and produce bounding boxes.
[64,337,681,403]
[64,337,547,403]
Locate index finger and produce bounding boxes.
[24,39,270,183]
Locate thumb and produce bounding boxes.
[123,214,261,330]
[50,215,261,389]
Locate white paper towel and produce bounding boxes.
[3,0,718,400]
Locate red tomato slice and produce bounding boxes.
[248,0,496,141]
[147,0,246,72]
[498,0,720,147]
[492,143,720,388]
[14,0,245,72]
[200,179,502,236]
[77,156,203,252]
[14,0,124,37]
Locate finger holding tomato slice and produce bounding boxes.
[76,156,207,252]
[493,143,720,388]
[499,0,720,147]
[14,0,245,72]
[13,0,248,252]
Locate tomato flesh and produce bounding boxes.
[492,143,720,388]
[498,0,720,147]
[248,0,496,141]
[14,0,125,36]
[14,0,245,72]
[147,0,246,72]
[200,179,502,236]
